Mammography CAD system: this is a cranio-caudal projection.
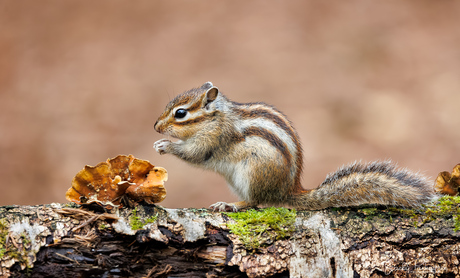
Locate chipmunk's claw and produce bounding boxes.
[210,201,238,212]
[153,139,171,155]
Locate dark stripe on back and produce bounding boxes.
[233,106,297,141]
[233,104,304,191]
[243,127,292,167]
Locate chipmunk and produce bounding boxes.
[153,82,437,211]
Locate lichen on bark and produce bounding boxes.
[1,201,460,278]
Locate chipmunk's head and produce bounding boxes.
[154,82,225,140]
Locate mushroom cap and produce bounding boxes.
[435,164,460,196]
[66,155,167,208]
[126,167,168,204]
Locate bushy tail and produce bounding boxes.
[289,161,438,210]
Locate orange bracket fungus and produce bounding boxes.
[66,155,167,208]
[435,163,460,196]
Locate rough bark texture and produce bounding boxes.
[1,203,459,278]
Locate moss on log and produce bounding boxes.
[1,200,460,278]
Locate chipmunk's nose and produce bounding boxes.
[154,120,163,133]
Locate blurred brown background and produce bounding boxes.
[1,1,459,208]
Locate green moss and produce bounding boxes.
[361,207,378,215]
[454,215,460,231]
[129,208,158,230]
[224,207,296,250]
[329,196,460,232]
[189,208,213,218]
[21,233,30,246]
[386,196,460,230]
[0,218,8,258]
[0,219,24,262]
[360,207,379,220]
[145,215,157,225]
[423,196,460,231]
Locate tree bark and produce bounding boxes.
[1,203,459,278]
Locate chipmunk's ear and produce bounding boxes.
[201,81,213,90]
[203,86,219,107]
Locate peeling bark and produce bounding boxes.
[1,203,460,278]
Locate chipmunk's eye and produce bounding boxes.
[174,109,187,119]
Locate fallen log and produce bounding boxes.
[1,199,460,278]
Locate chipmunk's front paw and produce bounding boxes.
[210,201,239,212]
[153,139,171,155]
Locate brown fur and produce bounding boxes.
[288,161,436,209]
[154,82,437,211]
